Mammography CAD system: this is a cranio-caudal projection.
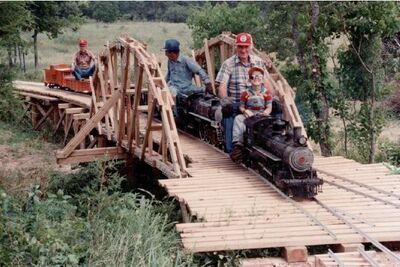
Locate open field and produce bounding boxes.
[21,20,192,76]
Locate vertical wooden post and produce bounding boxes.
[117,46,131,145]
[97,55,112,140]
[204,38,216,95]
[51,102,60,127]
[89,76,102,135]
[191,50,201,87]
[128,58,144,153]
[31,100,39,128]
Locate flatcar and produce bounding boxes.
[43,64,91,93]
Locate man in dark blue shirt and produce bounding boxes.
[163,39,213,97]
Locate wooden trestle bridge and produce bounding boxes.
[14,34,400,266]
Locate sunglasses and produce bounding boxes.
[250,74,264,80]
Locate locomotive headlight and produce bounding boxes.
[289,148,314,172]
[298,136,307,146]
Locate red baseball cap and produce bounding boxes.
[79,39,87,47]
[235,33,252,46]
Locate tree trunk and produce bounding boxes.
[369,73,376,163]
[309,1,332,156]
[7,48,13,67]
[22,49,26,73]
[18,45,22,70]
[291,12,307,78]
[33,29,38,69]
[14,44,17,65]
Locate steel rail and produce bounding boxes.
[327,249,346,267]
[332,207,376,227]
[315,198,400,264]
[358,248,380,267]
[316,168,400,200]
[324,180,400,209]
[249,169,337,240]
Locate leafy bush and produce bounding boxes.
[90,2,120,23]
[379,140,400,166]
[1,162,193,266]
[187,2,262,48]
[163,4,194,23]
[0,65,22,122]
[0,186,90,266]
[388,87,400,116]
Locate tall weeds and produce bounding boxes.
[0,161,193,266]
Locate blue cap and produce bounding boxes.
[162,39,180,52]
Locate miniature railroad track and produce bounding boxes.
[315,249,392,267]
[256,164,400,265]
[161,145,400,253]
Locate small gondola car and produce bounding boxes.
[43,64,91,93]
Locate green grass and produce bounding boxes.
[0,162,194,266]
[0,118,195,266]
[19,20,193,81]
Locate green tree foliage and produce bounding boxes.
[26,1,84,68]
[336,2,400,162]
[0,65,22,122]
[163,3,194,23]
[90,1,120,23]
[187,2,262,48]
[84,2,202,23]
[0,2,31,67]
[0,2,30,45]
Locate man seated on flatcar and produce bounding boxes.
[71,39,96,81]
[163,39,213,99]
[230,66,272,162]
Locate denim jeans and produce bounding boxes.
[222,102,240,153]
[72,65,95,81]
[169,84,204,97]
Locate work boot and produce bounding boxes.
[230,142,243,163]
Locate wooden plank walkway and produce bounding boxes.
[160,138,400,252]
[14,81,91,107]
[314,251,396,267]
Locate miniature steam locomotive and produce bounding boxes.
[242,115,323,198]
[176,92,323,199]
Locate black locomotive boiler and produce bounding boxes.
[242,115,323,198]
[175,92,323,199]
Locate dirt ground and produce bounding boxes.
[0,137,68,195]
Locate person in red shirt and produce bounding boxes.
[231,66,272,162]
[71,39,96,81]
